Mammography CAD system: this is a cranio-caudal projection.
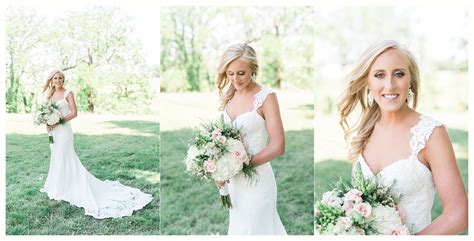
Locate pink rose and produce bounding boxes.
[203,160,217,173]
[353,202,372,218]
[233,150,248,162]
[387,226,410,235]
[344,189,363,203]
[212,129,222,139]
[217,135,226,144]
[343,200,354,215]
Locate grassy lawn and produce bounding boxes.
[160,91,314,235]
[314,113,469,235]
[6,114,160,235]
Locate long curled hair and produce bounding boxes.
[216,43,259,110]
[337,40,420,163]
[42,69,65,100]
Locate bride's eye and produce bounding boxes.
[238,71,245,75]
[394,71,405,78]
[374,72,385,79]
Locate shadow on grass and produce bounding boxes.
[6,131,160,235]
[161,128,314,235]
[107,120,160,136]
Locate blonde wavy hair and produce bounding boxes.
[42,69,65,100]
[337,40,420,163]
[216,43,258,110]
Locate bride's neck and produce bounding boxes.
[235,81,257,95]
[378,104,414,127]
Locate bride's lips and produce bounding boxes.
[382,94,399,100]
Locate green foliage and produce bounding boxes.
[160,6,314,92]
[6,6,154,114]
[160,68,190,92]
[6,119,160,234]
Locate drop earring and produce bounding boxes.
[367,89,374,106]
[407,88,414,103]
[251,73,256,82]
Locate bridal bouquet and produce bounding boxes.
[33,101,64,143]
[314,162,413,235]
[183,115,256,209]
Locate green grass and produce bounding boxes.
[314,127,468,235]
[161,128,314,235]
[6,120,160,235]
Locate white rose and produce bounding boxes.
[372,205,405,234]
[46,113,60,126]
[204,142,220,157]
[322,191,343,207]
[210,138,248,181]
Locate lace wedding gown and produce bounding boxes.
[356,114,442,233]
[223,86,287,235]
[40,89,153,219]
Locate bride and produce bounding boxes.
[338,40,467,234]
[215,43,287,235]
[40,70,152,219]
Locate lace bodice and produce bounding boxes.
[356,114,442,233]
[53,89,71,116]
[223,86,273,156]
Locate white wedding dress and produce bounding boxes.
[223,86,287,235]
[40,89,153,219]
[355,114,442,233]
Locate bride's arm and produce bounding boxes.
[416,126,467,235]
[63,91,78,122]
[249,93,285,166]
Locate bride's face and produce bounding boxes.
[52,73,64,88]
[226,58,253,91]
[367,48,411,113]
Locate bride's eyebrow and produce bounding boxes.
[227,70,246,73]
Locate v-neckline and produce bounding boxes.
[360,114,424,176]
[50,90,67,104]
[224,109,254,123]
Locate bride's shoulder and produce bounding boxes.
[414,113,449,151]
[64,89,74,97]
[412,113,443,132]
[254,85,277,108]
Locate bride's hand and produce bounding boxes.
[215,180,228,189]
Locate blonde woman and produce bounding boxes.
[215,43,287,235]
[40,70,152,219]
[338,40,467,234]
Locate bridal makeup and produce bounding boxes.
[367,48,411,113]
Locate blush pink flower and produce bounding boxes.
[387,226,410,235]
[343,200,355,215]
[211,128,222,139]
[233,150,247,162]
[217,135,227,144]
[344,189,363,204]
[353,202,372,218]
[203,160,217,173]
